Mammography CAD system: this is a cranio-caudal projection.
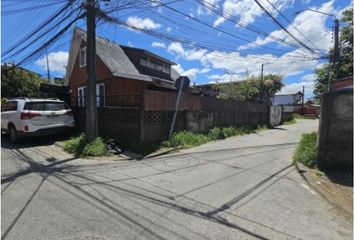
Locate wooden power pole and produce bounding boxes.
[85,0,98,141]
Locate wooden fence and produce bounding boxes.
[73,89,270,144]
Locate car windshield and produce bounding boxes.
[24,102,68,111]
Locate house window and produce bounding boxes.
[78,86,86,107]
[154,62,163,71]
[79,47,87,67]
[78,83,105,107]
[140,56,148,67]
[162,64,170,74]
[96,83,105,107]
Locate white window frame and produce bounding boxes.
[78,86,86,107]
[96,82,105,107]
[79,47,87,67]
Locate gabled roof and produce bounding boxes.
[120,45,176,65]
[65,27,180,85]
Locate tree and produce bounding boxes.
[314,8,353,100]
[1,64,46,98]
[215,73,284,102]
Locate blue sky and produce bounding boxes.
[2,0,352,99]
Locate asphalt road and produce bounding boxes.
[1,119,352,240]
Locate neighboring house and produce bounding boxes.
[65,27,183,108]
[271,92,303,106]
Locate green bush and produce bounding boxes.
[221,127,236,138]
[293,132,317,168]
[64,133,88,157]
[165,131,209,147]
[63,133,109,157]
[208,127,224,140]
[82,137,109,156]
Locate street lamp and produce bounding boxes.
[294,8,339,86]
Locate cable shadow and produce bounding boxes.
[205,164,293,216]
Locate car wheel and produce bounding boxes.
[9,125,19,143]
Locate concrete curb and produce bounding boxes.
[54,141,65,149]
[294,161,352,218]
[144,146,185,159]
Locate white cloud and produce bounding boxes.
[35,51,68,75]
[172,64,209,81]
[167,42,207,61]
[279,81,314,97]
[213,16,225,27]
[166,41,319,78]
[301,73,316,82]
[152,42,166,48]
[217,0,294,27]
[166,26,172,32]
[238,1,335,52]
[126,17,161,30]
[196,0,221,15]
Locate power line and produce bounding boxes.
[253,0,315,53]
[2,0,67,16]
[2,0,79,58]
[263,0,321,51]
[97,9,323,63]
[17,11,85,66]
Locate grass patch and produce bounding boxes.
[283,118,297,125]
[162,125,268,149]
[293,132,317,168]
[63,133,109,157]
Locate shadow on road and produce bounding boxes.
[2,139,298,240]
[1,131,76,150]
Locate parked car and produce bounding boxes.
[1,98,75,143]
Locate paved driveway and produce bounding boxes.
[1,120,352,240]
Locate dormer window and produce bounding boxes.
[140,55,170,74]
[79,47,87,67]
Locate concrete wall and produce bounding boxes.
[317,88,353,170]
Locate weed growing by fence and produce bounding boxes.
[64,133,109,157]
[283,118,297,125]
[293,132,317,168]
[82,137,109,156]
[162,125,268,148]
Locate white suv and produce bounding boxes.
[1,98,75,143]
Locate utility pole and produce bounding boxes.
[85,0,98,141]
[260,63,264,101]
[301,85,305,115]
[294,9,339,90]
[332,18,339,80]
[45,46,52,84]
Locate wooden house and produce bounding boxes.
[65,27,183,108]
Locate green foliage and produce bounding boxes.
[82,137,109,157]
[63,133,109,157]
[1,65,46,98]
[215,73,284,102]
[164,131,209,148]
[162,125,266,149]
[293,132,318,168]
[1,98,8,105]
[283,118,297,125]
[314,8,353,100]
[208,127,224,140]
[64,133,88,157]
